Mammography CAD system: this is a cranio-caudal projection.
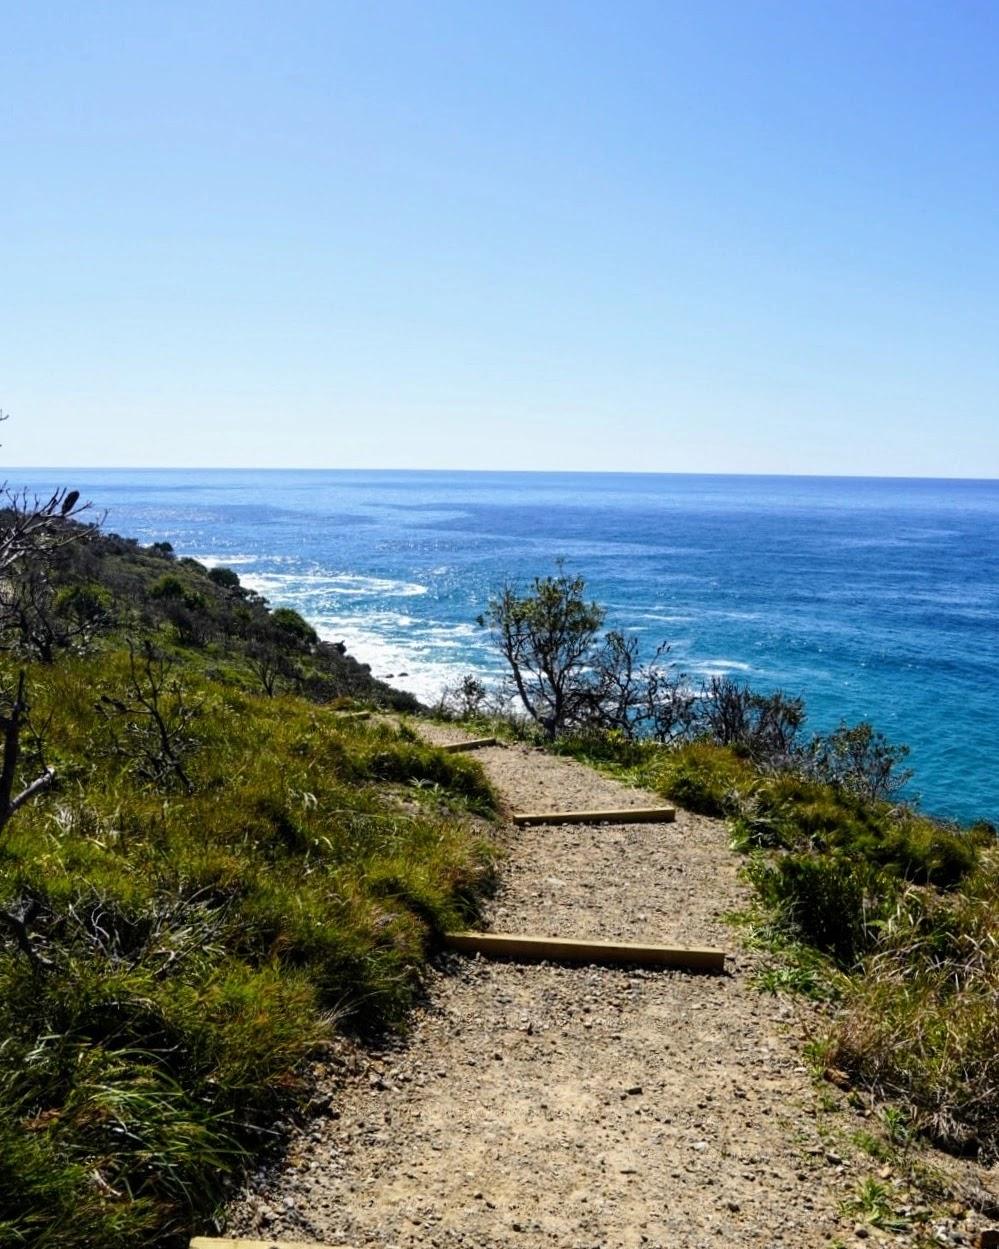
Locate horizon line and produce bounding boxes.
[5,465,999,484]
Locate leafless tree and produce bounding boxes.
[0,419,91,835]
[637,652,700,742]
[0,564,111,662]
[0,671,54,838]
[246,641,294,697]
[0,485,87,578]
[97,641,199,792]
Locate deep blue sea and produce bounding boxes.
[15,469,999,826]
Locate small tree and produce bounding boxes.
[0,567,111,662]
[699,676,805,767]
[270,607,318,647]
[437,672,493,720]
[478,568,674,740]
[207,565,242,591]
[246,640,296,697]
[638,658,699,743]
[97,642,199,792]
[478,569,609,738]
[808,721,913,802]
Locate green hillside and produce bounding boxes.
[0,512,495,1248]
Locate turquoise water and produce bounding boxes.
[15,469,999,825]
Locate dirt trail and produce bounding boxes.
[228,727,875,1249]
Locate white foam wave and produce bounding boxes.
[186,553,266,568]
[235,571,427,600]
[314,619,489,704]
[184,555,427,600]
[631,612,696,625]
[691,658,753,677]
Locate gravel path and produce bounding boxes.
[225,727,929,1249]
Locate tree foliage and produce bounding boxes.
[478,568,682,740]
[807,720,913,801]
[480,567,913,805]
[478,569,607,738]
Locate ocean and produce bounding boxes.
[14,468,999,826]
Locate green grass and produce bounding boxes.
[639,741,758,817]
[0,649,496,1248]
[828,865,999,1157]
[840,1178,911,1232]
[668,744,998,1161]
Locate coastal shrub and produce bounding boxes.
[731,772,878,850]
[150,573,187,601]
[270,606,318,646]
[699,676,806,765]
[877,814,979,888]
[745,853,891,966]
[436,672,493,720]
[828,867,999,1157]
[728,771,979,886]
[206,565,241,590]
[645,742,756,816]
[551,728,649,769]
[807,720,913,802]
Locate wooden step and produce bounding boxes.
[190,1239,337,1249]
[439,736,499,752]
[443,931,725,973]
[512,805,675,827]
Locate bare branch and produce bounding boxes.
[0,671,57,839]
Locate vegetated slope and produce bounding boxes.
[579,737,999,1167]
[0,527,496,1248]
[18,521,422,709]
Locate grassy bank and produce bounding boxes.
[0,529,497,1248]
[552,732,998,1163]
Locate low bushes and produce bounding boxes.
[745,853,888,966]
[829,870,999,1156]
[641,741,756,817]
[652,742,996,1159]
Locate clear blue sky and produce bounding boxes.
[2,1,997,474]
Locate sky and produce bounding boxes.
[2,1,997,475]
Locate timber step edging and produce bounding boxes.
[442,931,726,973]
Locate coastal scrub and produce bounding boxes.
[0,520,496,1248]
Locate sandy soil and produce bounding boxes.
[225,727,994,1249]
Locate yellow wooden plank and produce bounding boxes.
[439,736,498,752]
[512,806,675,826]
[443,930,725,972]
[189,1239,334,1249]
[190,1238,337,1249]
